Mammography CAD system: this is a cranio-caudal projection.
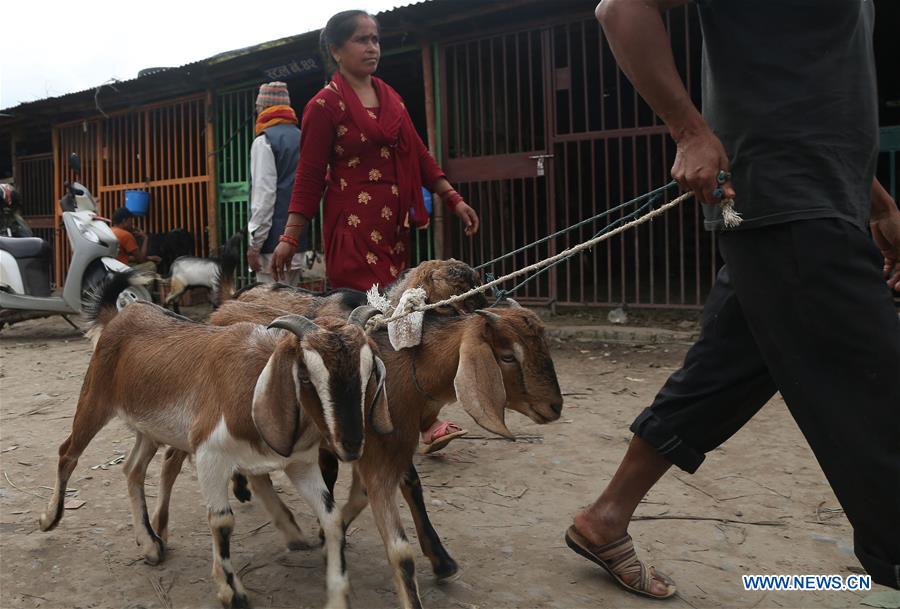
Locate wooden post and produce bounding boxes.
[422,41,444,259]
[205,89,219,253]
[51,126,64,286]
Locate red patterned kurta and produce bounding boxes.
[288,86,445,291]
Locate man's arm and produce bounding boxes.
[247,136,278,271]
[595,0,734,204]
[870,177,900,290]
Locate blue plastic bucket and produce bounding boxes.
[422,187,433,215]
[124,190,150,216]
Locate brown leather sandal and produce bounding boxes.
[565,525,676,599]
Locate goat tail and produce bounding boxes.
[217,240,241,302]
[83,269,153,347]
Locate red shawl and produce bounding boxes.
[330,72,429,228]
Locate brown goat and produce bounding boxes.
[232,257,488,318]
[157,300,564,609]
[39,272,389,609]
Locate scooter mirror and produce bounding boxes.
[68,153,81,174]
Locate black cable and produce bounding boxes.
[475,180,678,271]
[487,190,667,304]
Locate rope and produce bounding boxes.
[474,180,679,271]
[487,190,666,305]
[368,190,695,331]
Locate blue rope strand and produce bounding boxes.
[486,190,668,304]
[475,180,678,272]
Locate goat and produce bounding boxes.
[153,298,564,609]
[147,228,195,277]
[39,270,391,609]
[233,257,488,317]
[165,232,243,313]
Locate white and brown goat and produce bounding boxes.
[156,297,564,609]
[39,271,391,609]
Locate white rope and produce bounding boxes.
[366,190,698,331]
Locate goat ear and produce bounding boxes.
[368,356,394,435]
[251,342,301,457]
[453,326,513,439]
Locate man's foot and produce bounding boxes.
[569,511,675,599]
[420,420,468,454]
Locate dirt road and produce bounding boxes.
[0,314,885,609]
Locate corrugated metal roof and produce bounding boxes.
[0,0,544,119]
[1,2,435,114]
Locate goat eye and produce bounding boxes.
[500,354,517,364]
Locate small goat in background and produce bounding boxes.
[165,232,243,313]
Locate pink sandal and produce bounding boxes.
[421,420,468,454]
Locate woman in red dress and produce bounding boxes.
[271,11,478,290]
[271,10,479,452]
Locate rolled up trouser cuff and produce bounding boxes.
[630,408,705,474]
[855,535,900,590]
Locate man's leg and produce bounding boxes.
[720,218,900,589]
[573,266,778,596]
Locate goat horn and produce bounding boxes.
[268,314,321,338]
[348,305,382,328]
[372,356,386,406]
[475,309,502,322]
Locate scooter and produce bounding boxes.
[0,154,151,330]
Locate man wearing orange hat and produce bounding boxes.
[247,81,308,284]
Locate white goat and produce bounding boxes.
[165,232,243,312]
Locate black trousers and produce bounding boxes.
[631,218,900,589]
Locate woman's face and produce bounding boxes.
[333,16,380,78]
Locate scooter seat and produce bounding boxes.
[0,236,49,258]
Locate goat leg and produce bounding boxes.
[401,464,459,579]
[152,447,188,545]
[320,446,340,496]
[165,278,187,314]
[317,448,341,546]
[285,459,350,609]
[39,398,113,532]
[196,451,250,609]
[339,464,369,530]
[245,473,311,551]
[364,468,423,609]
[125,432,165,565]
[232,473,252,503]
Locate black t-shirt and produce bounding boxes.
[696,0,878,231]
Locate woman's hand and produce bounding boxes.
[270,241,297,282]
[453,201,479,236]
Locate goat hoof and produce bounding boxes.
[316,528,326,547]
[227,593,251,609]
[38,512,58,532]
[287,539,315,552]
[143,538,166,565]
[434,557,459,581]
